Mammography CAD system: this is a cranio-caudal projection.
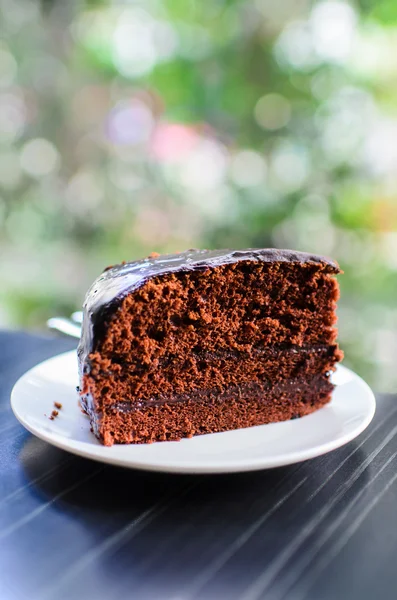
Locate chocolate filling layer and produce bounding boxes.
[85,343,340,404]
[103,373,333,411]
[83,374,334,445]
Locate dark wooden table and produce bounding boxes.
[1,331,396,600]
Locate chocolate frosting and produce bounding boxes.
[77,248,340,374]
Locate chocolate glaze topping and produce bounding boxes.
[77,248,340,374]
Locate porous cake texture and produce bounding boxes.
[78,249,343,446]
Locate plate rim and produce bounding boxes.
[10,351,376,474]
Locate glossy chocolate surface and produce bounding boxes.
[77,248,340,373]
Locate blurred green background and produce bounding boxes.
[1,0,397,390]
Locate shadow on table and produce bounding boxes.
[19,432,369,517]
[19,433,305,509]
[17,434,369,600]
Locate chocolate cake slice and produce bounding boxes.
[78,249,343,446]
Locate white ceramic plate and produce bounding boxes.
[11,351,375,474]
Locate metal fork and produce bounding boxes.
[47,311,82,339]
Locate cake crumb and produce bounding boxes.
[148,252,160,259]
[49,410,59,420]
[54,402,62,410]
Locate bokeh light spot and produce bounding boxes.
[107,100,154,146]
[0,150,21,189]
[180,139,227,192]
[275,21,318,70]
[230,150,267,187]
[112,9,157,77]
[0,47,17,87]
[20,139,60,178]
[270,141,310,192]
[0,92,26,142]
[310,1,357,63]
[254,94,291,130]
[66,170,104,215]
[151,123,198,163]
